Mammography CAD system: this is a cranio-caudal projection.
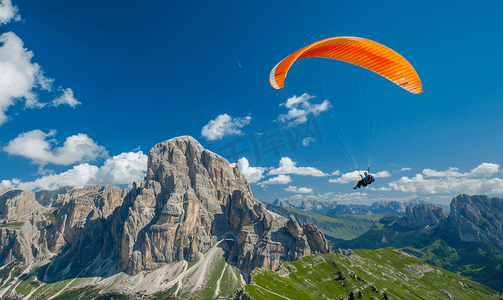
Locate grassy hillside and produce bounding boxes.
[245,248,501,300]
[338,227,503,293]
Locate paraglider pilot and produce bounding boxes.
[353,172,375,189]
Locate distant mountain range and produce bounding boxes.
[338,195,503,292]
[273,197,436,218]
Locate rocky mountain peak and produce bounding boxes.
[0,189,44,221]
[396,204,448,230]
[29,136,330,279]
[443,194,503,248]
[0,136,329,289]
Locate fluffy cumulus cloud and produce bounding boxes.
[0,0,21,25]
[258,175,292,187]
[230,157,267,183]
[422,163,499,178]
[3,130,108,170]
[0,32,79,125]
[284,185,313,194]
[269,157,328,177]
[0,151,148,191]
[329,170,391,184]
[51,88,80,108]
[201,113,252,141]
[389,163,503,195]
[278,93,330,126]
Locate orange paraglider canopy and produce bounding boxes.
[269,37,422,94]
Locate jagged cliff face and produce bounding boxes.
[0,188,52,267]
[0,189,44,221]
[396,204,449,230]
[112,136,328,274]
[46,185,127,268]
[28,136,328,279]
[442,194,503,248]
[35,186,74,207]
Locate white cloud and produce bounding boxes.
[0,32,78,125]
[422,163,499,178]
[1,151,148,191]
[0,0,20,25]
[331,170,341,176]
[269,157,328,177]
[302,137,315,147]
[369,187,392,191]
[329,170,390,184]
[94,151,147,185]
[375,171,391,178]
[389,163,503,195]
[399,167,411,171]
[329,170,361,184]
[230,157,267,183]
[3,130,108,170]
[470,163,500,177]
[278,93,330,126]
[201,113,252,141]
[284,185,313,194]
[258,175,292,187]
[51,88,80,108]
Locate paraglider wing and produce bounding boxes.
[269,37,422,94]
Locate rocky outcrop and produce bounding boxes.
[46,184,127,264]
[0,189,44,221]
[1,136,329,280]
[396,204,448,230]
[35,186,74,207]
[441,194,503,248]
[0,188,53,268]
[370,201,407,215]
[272,198,291,209]
[111,136,329,275]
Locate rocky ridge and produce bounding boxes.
[0,136,330,297]
[396,204,449,230]
[285,198,427,217]
[441,194,503,248]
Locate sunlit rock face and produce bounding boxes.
[0,136,330,278]
[0,188,52,267]
[114,136,329,274]
[396,204,448,230]
[442,194,503,248]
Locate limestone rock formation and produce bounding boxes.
[0,188,52,268]
[0,136,329,282]
[112,136,329,275]
[35,186,74,207]
[396,204,448,230]
[46,184,127,262]
[370,201,407,215]
[0,189,44,221]
[272,198,291,209]
[441,194,503,248]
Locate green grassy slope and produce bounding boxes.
[245,248,501,300]
[338,227,503,293]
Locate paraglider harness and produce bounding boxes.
[353,168,375,189]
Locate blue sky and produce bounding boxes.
[1,0,503,205]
